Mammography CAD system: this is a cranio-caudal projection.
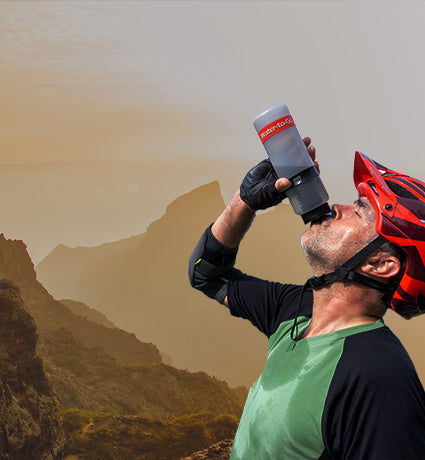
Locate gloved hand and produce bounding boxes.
[240,159,289,210]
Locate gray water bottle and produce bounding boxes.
[253,104,331,223]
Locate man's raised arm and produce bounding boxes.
[188,138,316,307]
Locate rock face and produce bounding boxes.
[0,280,64,459]
[0,233,162,366]
[0,234,246,419]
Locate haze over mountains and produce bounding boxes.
[0,159,253,265]
[37,181,425,387]
[36,181,309,387]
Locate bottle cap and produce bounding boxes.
[301,203,332,224]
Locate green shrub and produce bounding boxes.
[62,411,238,460]
[62,409,92,433]
[213,413,239,440]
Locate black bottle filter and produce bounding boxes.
[253,104,331,223]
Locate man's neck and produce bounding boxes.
[301,282,383,339]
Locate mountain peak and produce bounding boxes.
[144,181,225,235]
[0,233,37,284]
[165,180,224,212]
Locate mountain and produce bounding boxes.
[0,280,64,459]
[35,233,145,300]
[0,234,161,366]
[39,326,245,418]
[0,233,245,419]
[60,298,116,328]
[37,181,310,387]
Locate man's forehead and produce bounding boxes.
[359,195,371,206]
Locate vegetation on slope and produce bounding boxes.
[62,410,239,460]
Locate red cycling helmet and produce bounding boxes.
[354,152,425,319]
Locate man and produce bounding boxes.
[188,138,425,459]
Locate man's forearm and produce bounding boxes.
[211,190,256,249]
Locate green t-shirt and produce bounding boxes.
[230,317,385,459]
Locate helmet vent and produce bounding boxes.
[367,181,378,195]
[373,160,388,173]
[385,180,419,201]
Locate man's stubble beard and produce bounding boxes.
[300,226,376,277]
[301,230,337,275]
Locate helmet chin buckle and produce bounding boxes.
[307,236,390,293]
[308,267,350,289]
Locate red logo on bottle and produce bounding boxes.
[258,116,295,143]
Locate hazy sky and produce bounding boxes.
[1,1,425,262]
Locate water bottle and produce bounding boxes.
[253,104,331,223]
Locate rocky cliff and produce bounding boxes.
[0,233,162,366]
[0,280,64,459]
[0,233,246,419]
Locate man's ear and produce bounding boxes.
[360,252,401,279]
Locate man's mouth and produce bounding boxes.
[310,211,335,227]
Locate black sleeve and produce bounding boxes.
[227,273,313,338]
[188,225,238,303]
[322,326,425,460]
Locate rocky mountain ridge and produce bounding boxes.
[0,233,161,365]
[0,232,246,420]
[0,280,64,459]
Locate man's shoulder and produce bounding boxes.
[227,276,313,337]
[323,325,425,459]
[339,325,418,384]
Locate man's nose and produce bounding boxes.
[332,204,351,219]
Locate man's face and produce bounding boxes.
[301,196,378,274]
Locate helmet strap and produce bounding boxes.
[290,235,389,343]
[307,235,389,292]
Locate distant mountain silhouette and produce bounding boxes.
[36,233,145,300]
[37,181,310,386]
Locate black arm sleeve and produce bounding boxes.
[228,276,313,338]
[188,225,239,304]
[322,327,425,460]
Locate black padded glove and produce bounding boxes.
[240,159,288,210]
